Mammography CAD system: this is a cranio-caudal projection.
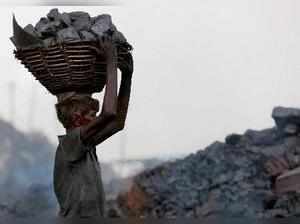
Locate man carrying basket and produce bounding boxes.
[11,10,134,218]
[53,38,133,218]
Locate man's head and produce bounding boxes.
[55,93,99,130]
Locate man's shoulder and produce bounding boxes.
[56,127,94,162]
[58,127,81,140]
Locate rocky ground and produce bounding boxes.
[0,118,165,218]
[113,106,300,218]
[2,106,300,219]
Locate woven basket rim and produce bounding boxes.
[13,40,133,54]
[12,40,132,95]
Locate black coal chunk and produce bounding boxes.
[24,24,41,38]
[16,9,132,50]
[36,20,62,37]
[69,11,90,21]
[47,8,61,21]
[68,11,91,31]
[35,17,49,33]
[79,31,97,41]
[91,14,116,38]
[272,107,300,136]
[56,27,80,43]
[73,17,91,31]
[225,133,242,146]
[243,128,280,146]
[60,13,71,27]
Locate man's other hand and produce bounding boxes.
[118,52,133,76]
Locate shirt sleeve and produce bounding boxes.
[59,127,89,162]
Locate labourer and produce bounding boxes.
[53,39,133,218]
[11,9,134,218]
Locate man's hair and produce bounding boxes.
[55,95,99,129]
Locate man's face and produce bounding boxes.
[73,109,97,127]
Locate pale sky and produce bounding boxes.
[0,0,300,162]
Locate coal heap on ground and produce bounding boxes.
[116,106,300,218]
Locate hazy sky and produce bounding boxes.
[0,0,300,161]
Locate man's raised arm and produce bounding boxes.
[80,41,118,144]
[88,52,133,146]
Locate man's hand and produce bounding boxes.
[88,51,133,146]
[265,156,290,177]
[99,35,133,75]
[99,36,115,56]
[118,52,133,76]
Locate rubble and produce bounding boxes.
[23,24,41,38]
[91,14,115,38]
[47,8,61,21]
[116,106,300,218]
[34,17,50,33]
[60,13,72,27]
[56,27,80,43]
[3,101,300,219]
[11,8,131,49]
[79,30,97,42]
[36,21,61,37]
[69,11,91,31]
[272,106,300,136]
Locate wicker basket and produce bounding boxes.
[13,40,130,95]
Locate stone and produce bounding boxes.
[91,14,115,38]
[47,8,61,21]
[24,24,41,38]
[272,107,300,135]
[272,106,300,120]
[72,17,91,31]
[37,21,61,37]
[284,140,300,169]
[35,17,49,33]
[65,11,91,32]
[244,128,280,146]
[284,124,298,135]
[20,9,131,51]
[79,31,97,41]
[225,133,242,146]
[68,11,90,22]
[60,13,71,27]
[93,14,113,26]
[56,27,80,43]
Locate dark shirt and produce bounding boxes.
[53,127,105,218]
